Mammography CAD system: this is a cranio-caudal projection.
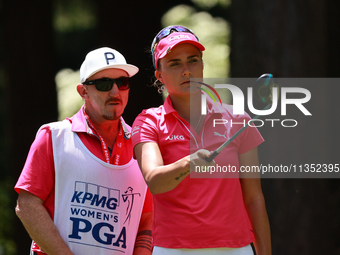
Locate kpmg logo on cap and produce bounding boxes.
[168,34,191,42]
[104,52,115,65]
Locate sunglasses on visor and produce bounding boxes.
[83,77,130,91]
[151,25,199,68]
[151,25,199,52]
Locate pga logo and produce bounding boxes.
[201,84,312,116]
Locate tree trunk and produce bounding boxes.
[2,0,58,253]
[230,1,328,77]
[230,1,340,254]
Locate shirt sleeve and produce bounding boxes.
[131,109,159,148]
[14,125,55,201]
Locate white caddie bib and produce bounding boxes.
[48,120,147,255]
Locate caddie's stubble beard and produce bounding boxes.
[102,112,121,121]
[101,96,125,121]
[103,114,115,120]
[102,105,125,121]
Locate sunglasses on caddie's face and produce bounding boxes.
[83,77,130,91]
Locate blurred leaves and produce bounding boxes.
[55,69,83,120]
[191,0,231,10]
[161,4,230,78]
[53,0,97,32]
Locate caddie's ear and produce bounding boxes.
[77,84,89,99]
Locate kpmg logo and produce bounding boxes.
[195,77,312,128]
[70,188,118,210]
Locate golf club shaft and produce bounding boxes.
[205,104,270,162]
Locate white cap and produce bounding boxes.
[80,47,139,83]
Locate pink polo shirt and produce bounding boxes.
[15,106,152,253]
[132,96,264,249]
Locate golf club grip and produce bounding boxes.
[205,151,219,162]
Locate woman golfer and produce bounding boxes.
[132,25,271,255]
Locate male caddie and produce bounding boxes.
[15,47,152,255]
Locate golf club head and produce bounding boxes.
[254,74,279,105]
